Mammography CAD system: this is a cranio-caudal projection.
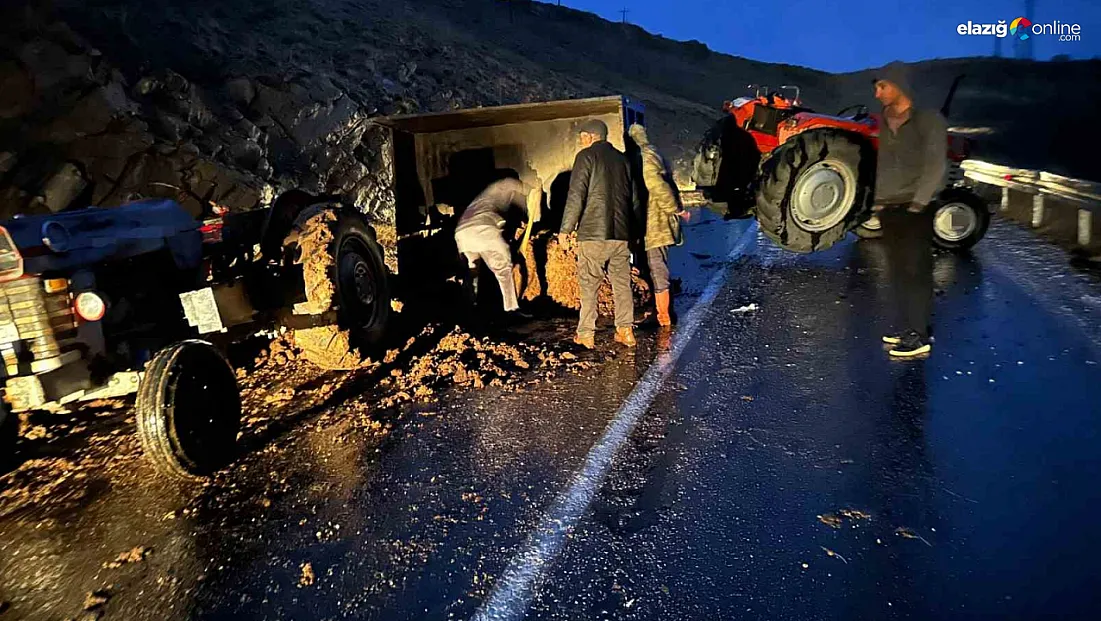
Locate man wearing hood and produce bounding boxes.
[872,61,947,358]
[628,123,691,328]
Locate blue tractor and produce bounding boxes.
[0,194,391,479]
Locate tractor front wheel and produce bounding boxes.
[136,340,241,480]
[755,129,875,253]
[0,401,16,473]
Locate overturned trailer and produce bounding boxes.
[369,96,645,299]
[0,96,646,480]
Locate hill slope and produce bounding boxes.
[1,0,1098,220]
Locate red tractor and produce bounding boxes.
[691,81,989,252]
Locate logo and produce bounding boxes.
[957,17,1081,42]
[1010,17,1032,40]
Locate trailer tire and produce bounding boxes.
[932,188,989,251]
[755,129,875,253]
[136,340,240,481]
[289,208,390,370]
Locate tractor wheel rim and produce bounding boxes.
[791,160,857,233]
[339,244,377,311]
[934,202,978,242]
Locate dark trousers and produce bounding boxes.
[880,207,934,339]
[646,246,670,293]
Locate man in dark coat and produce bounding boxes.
[559,119,641,349]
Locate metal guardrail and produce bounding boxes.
[961,159,1101,247]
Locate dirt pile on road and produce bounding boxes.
[241,325,591,419]
[0,324,591,518]
[517,232,653,315]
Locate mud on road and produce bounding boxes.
[0,309,618,619]
[1,320,598,519]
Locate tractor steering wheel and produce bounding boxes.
[836,104,869,120]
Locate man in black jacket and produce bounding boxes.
[559,119,641,349]
[873,61,947,358]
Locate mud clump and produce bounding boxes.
[104,546,151,569]
[370,326,591,410]
[517,232,652,315]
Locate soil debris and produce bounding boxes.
[894,527,933,547]
[299,562,316,587]
[82,589,111,611]
[839,508,872,520]
[817,513,842,529]
[104,546,151,569]
[520,232,652,314]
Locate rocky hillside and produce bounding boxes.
[1,0,1098,221]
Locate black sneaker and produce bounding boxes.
[889,331,932,358]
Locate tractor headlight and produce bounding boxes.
[0,227,23,282]
[75,291,107,322]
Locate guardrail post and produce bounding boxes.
[1000,187,1010,212]
[1031,194,1044,228]
[1079,209,1093,247]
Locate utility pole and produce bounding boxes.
[620,7,630,24]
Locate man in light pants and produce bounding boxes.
[454,176,541,318]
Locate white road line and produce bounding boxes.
[472,223,759,621]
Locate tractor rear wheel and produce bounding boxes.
[755,129,875,253]
[288,208,391,370]
[932,188,989,251]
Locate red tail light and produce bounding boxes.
[0,226,23,282]
[200,220,225,244]
[947,135,971,163]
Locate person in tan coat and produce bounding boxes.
[628,124,690,327]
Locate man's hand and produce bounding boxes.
[906,201,926,214]
[558,232,572,247]
[677,209,692,223]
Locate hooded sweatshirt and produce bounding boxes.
[873,62,948,207]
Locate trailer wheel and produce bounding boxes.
[755,129,875,253]
[136,340,240,481]
[932,188,990,251]
[290,208,391,370]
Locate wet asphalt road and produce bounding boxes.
[2,212,1101,620]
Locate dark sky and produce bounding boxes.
[549,0,1101,72]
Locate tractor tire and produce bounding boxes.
[854,214,884,239]
[932,187,990,252]
[136,340,241,481]
[288,208,390,370]
[755,129,875,253]
[0,401,16,473]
